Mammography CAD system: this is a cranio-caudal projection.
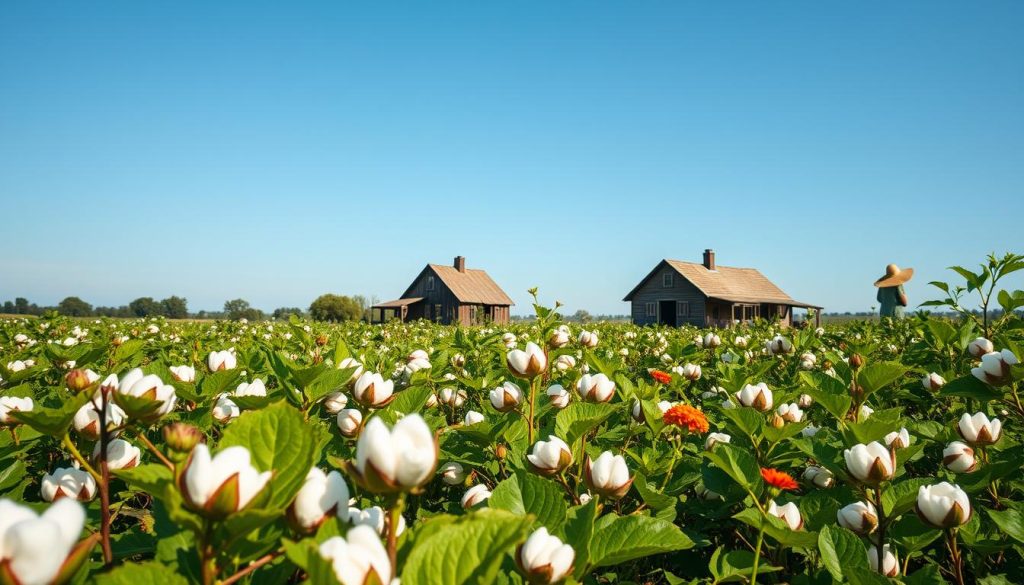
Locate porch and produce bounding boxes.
[704,297,822,328]
[371,297,424,323]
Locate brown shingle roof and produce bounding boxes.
[624,259,821,308]
[419,264,514,306]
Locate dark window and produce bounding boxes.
[663,272,673,287]
[426,276,435,291]
[434,304,442,322]
[677,301,689,317]
[645,302,656,316]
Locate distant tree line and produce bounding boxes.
[2,293,377,323]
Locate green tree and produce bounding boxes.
[224,298,264,321]
[129,297,162,317]
[571,309,592,323]
[57,296,93,317]
[161,296,189,319]
[309,294,363,322]
[272,307,305,320]
[14,298,29,314]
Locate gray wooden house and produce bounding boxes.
[623,249,822,328]
[372,256,513,326]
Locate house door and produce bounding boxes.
[658,301,677,327]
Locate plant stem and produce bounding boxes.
[222,549,284,585]
[947,528,965,585]
[750,520,765,585]
[97,392,114,566]
[873,486,887,576]
[659,438,680,491]
[136,430,175,470]
[200,522,218,585]
[386,494,406,573]
[61,433,101,480]
[526,377,537,445]
[556,473,579,504]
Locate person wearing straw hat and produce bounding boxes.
[874,264,913,319]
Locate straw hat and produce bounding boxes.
[874,264,914,287]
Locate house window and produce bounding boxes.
[426,276,435,291]
[677,301,689,317]
[434,304,442,322]
[469,305,478,324]
[663,272,673,287]
[645,302,656,317]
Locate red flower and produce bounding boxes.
[662,404,709,433]
[650,370,672,385]
[760,467,799,491]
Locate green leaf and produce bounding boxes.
[889,514,941,553]
[115,464,204,533]
[903,565,944,585]
[377,385,434,425]
[305,368,355,404]
[488,470,568,531]
[218,401,320,510]
[940,375,1003,402]
[554,402,616,446]
[708,547,782,583]
[589,513,693,568]
[10,392,92,437]
[846,567,893,585]
[845,408,902,444]
[198,369,243,397]
[0,459,26,492]
[400,510,533,585]
[110,339,148,369]
[798,371,852,422]
[703,443,764,495]
[857,362,907,397]
[113,392,169,422]
[799,490,843,532]
[881,477,932,517]
[719,407,764,440]
[818,525,869,582]
[283,538,342,585]
[640,399,666,435]
[232,393,284,411]
[561,499,597,578]
[988,508,1024,543]
[950,265,983,291]
[633,472,676,511]
[733,508,818,548]
[763,421,809,444]
[93,560,190,585]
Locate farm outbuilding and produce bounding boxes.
[372,256,513,326]
[623,249,822,328]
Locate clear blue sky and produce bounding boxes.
[2,1,1022,315]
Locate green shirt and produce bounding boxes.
[877,284,906,319]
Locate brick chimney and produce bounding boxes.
[454,255,466,273]
[703,249,716,270]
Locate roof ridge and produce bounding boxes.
[666,259,758,271]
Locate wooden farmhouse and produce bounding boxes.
[623,249,822,328]
[372,256,513,326]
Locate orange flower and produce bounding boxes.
[649,370,672,385]
[760,467,799,491]
[662,404,709,433]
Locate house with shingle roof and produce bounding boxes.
[623,249,822,328]
[372,256,513,325]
